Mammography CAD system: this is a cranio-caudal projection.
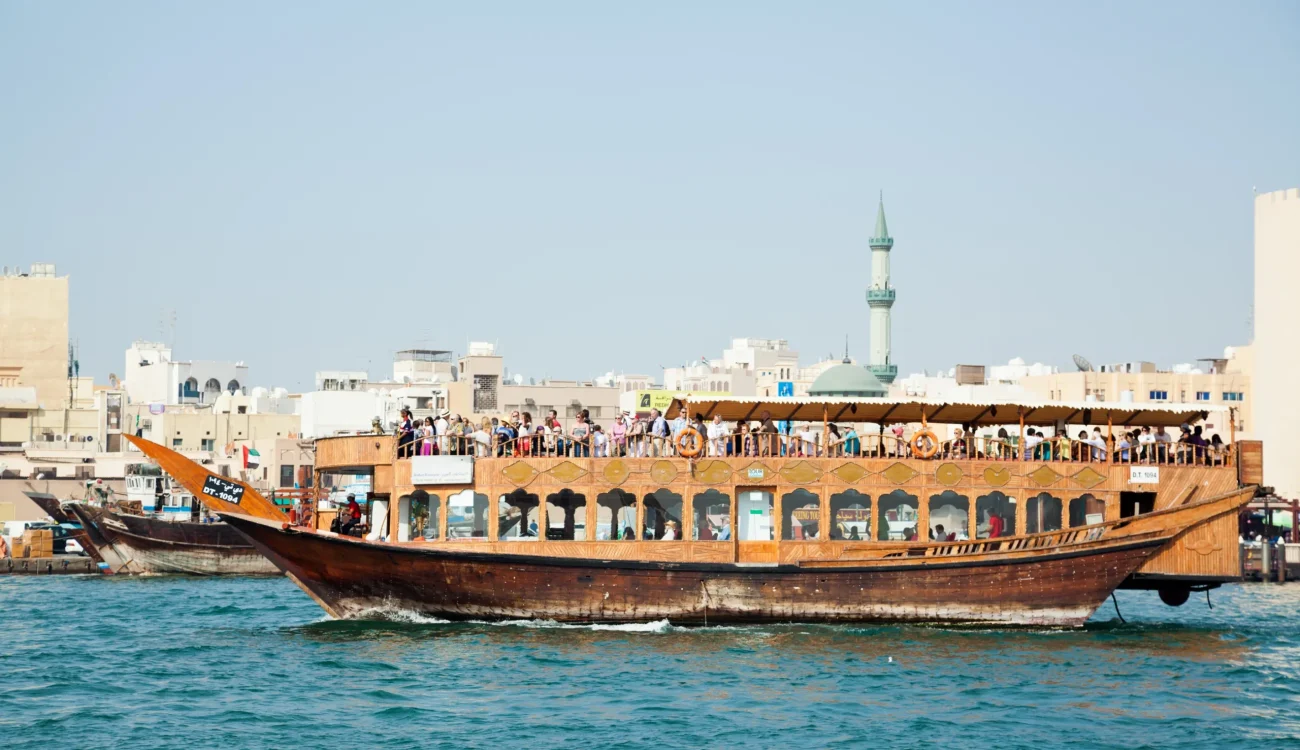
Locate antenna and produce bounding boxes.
[1072,354,1095,372]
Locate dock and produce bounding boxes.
[1,556,104,575]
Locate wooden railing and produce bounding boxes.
[391,427,1235,467]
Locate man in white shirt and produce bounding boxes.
[434,410,450,452]
[1153,426,1171,462]
[799,424,819,457]
[1089,427,1108,461]
[706,415,729,456]
[1024,428,1043,460]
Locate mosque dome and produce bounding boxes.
[809,362,888,398]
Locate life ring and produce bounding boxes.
[677,428,704,458]
[911,429,939,459]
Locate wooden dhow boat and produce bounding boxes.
[125,396,1259,626]
[63,465,280,575]
[67,503,281,576]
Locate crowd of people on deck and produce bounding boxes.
[393,407,1230,466]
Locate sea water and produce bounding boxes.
[2,576,1299,749]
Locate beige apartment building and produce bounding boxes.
[1255,187,1300,498]
[1018,351,1251,437]
[0,264,68,409]
[445,343,622,428]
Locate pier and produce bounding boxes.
[1,556,103,575]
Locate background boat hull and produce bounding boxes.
[69,505,280,576]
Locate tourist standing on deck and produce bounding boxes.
[396,408,415,458]
[419,417,436,456]
[570,410,592,457]
[758,411,779,456]
[648,408,670,456]
[610,411,628,457]
[707,414,728,456]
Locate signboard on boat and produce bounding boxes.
[411,455,474,485]
[201,475,245,505]
[1129,466,1160,484]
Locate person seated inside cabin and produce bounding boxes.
[718,521,732,541]
[933,524,956,542]
[904,527,918,542]
[661,520,679,540]
[622,526,636,541]
[847,526,862,541]
[987,512,1004,539]
[340,495,362,536]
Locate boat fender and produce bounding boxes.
[677,428,704,458]
[911,429,939,459]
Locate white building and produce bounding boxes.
[1254,187,1300,499]
[123,341,249,406]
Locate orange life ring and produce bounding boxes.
[911,429,939,459]
[676,427,704,458]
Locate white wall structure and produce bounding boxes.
[1254,187,1300,498]
[300,390,385,438]
[124,341,249,406]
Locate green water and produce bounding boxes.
[2,576,1298,748]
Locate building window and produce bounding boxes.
[1195,391,1210,401]
[172,438,183,448]
[1148,390,1168,401]
[238,406,247,414]
[1096,390,1106,401]
[280,465,295,487]
[201,439,214,451]
[473,374,498,412]
[1223,392,1244,402]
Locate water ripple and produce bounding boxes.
[3,576,1300,748]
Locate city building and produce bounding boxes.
[0,263,68,408]
[1254,187,1300,498]
[446,342,622,429]
[123,341,249,406]
[867,196,898,384]
[1016,348,1251,436]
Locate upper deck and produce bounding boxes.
[314,397,1255,578]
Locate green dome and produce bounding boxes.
[809,362,888,397]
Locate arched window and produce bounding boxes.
[692,489,730,541]
[498,489,540,541]
[1069,494,1106,528]
[976,491,1017,538]
[928,490,970,542]
[780,489,820,540]
[596,489,637,540]
[643,489,683,541]
[877,489,919,541]
[183,377,198,397]
[204,378,222,394]
[1026,493,1063,534]
[830,490,870,540]
[227,379,241,394]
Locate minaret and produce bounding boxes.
[866,193,897,384]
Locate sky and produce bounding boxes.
[2,1,1297,390]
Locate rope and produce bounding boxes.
[1111,592,1126,624]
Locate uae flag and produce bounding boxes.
[242,445,261,469]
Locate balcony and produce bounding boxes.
[866,288,896,306]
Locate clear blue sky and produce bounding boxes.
[2,1,1296,389]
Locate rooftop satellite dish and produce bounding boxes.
[1072,354,1095,372]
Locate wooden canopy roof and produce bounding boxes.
[665,396,1229,428]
